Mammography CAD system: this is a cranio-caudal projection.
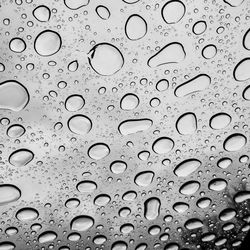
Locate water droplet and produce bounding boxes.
[122,0,140,3]
[148,42,186,68]
[0,184,21,206]
[77,180,97,193]
[176,112,197,135]
[164,243,180,250]
[93,235,107,245]
[201,233,216,242]
[233,58,250,81]
[7,124,25,138]
[67,60,78,72]
[65,95,85,112]
[148,225,161,235]
[118,119,153,135]
[16,207,39,221]
[196,197,211,208]
[161,0,186,24]
[38,231,57,243]
[152,137,174,154]
[94,194,111,206]
[223,133,247,151]
[0,242,15,250]
[174,74,211,97]
[156,79,169,92]
[243,28,250,50]
[120,93,139,110]
[219,208,236,221]
[88,43,124,76]
[33,5,50,22]
[184,218,203,230]
[144,197,161,220]
[119,207,131,217]
[120,223,134,234]
[0,80,29,111]
[243,85,250,100]
[192,21,207,35]
[34,30,62,56]
[202,44,217,59]
[5,227,18,236]
[125,14,147,40]
[179,181,200,195]
[88,143,110,160]
[138,151,150,161]
[68,232,81,241]
[67,115,92,135]
[174,158,201,177]
[209,113,231,130]
[223,0,244,7]
[234,191,250,203]
[110,161,127,174]
[9,149,34,167]
[70,215,94,232]
[134,171,154,187]
[217,158,232,169]
[122,191,137,201]
[208,178,227,191]
[111,241,128,250]
[9,38,26,53]
[96,5,110,20]
[65,198,80,208]
[64,0,89,10]
[173,202,189,213]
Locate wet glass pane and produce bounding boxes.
[0,0,250,249]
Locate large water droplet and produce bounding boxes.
[67,60,78,72]
[173,202,189,213]
[9,149,34,167]
[144,197,160,220]
[223,133,247,151]
[118,119,152,135]
[111,241,128,250]
[0,184,21,206]
[219,208,236,221]
[0,242,15,250]
[33,5,50,22]
[192,20,207,35]
[0,80,29,111]
[164,243,180,250]
[94,194,111,206]
[64,0,89,10]
[9,38,26,53]
[209,113,231,130]
[70,215,94,232]
[77,180,97,193]
[202,44,217,59]
[88,143,110,160]
[96,5,110,20]
[38,231,57,243]
[152,137,174,154]
[34,30,62,56]
[243,85,250,100]
[88,43,124,76]
[7,124,25,138]
[208,178,227,191]
[161,0,186,24]
[120,93,139,110]
[243,28,250,50]
[234,191,250,203]
[122,191,137,201]
[184,218,203,230]
[174,159,201,177]
[148,42,186,68]
[196,197,211,208]
[233,58,250,81]
[217,157,232,169]
[134,171,154,187]
[223,0,244,7]
[176,112,197,135]
[125,14,147,40]
[16,207,39,221]
[65,95,85,111]
[179,181,200,195]
[93,235,107,245]
[67,115,92,136]
[110,161,127,174]
[174,74,211,97]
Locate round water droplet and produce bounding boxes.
[161,0,186,24]
[110,161,127,174]
[209,113,231,130]
[5,227,18,236]
[196,197,211,208]
[16,207,39,221]
[156,79,169,92]
[134,171,154,187]
[219,208,236,221]
[173,202,189,213]
[65,198,80,208]
[120,93,139,110]
[9,38,26,53]
[94,194,111,206]
[120,223,134,234]
[223,133,247,151]
[67,60,78,72]
[179,181,200,195]
[164,243,180,250]
[67,115,92,135]
[176,112,197,135]
[152,137,174,154]
[33,5,50,22]
[34,30,62,56]
[96,5,110,20]
[148,225,161,235]
[118,119,153,135]
[38,231,57,243]
[0,80,29,111]
[88,43,124,76]
[88,143,110,160]
[68,232,81,241]
[208,178,227,191]
[217,158,232,169]
[122,191,137,201]
[138,151,150,161]
[112,241,128,250]
[234,191,250,203]
[77,180,97,193]
[174,159,201,177]
[9,149,34,167]
[65,95,85,112]
[201,233,216,242]
[0,242,16,250]
[243,28,250,50]
[223,0,244,7]
[119,207,131,217]
[233,58,250,81]
[192,20,207,35]
[93,235,107,245]
[0,184,21,206]
[70,215,94,232]
[184,218,203,230]
[144,197,161,220]
[202,44,217,59]
[243,85,250,100]
[125,14,147,40]
[7,124,25,138]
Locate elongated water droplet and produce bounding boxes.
[70,215,94,232]
[184,218,203,230]
[110,161,127,174]
[234,191,250,203]
[96,5,110,20]
[38,231,57,243]
[174,159,201,177]
[0,184,21,206]
[120,93,139,110]
[223,133,247,151]
[144,197,160,220]
[208,178,227,191]
[77,180,97,193]
[179,181,200,195]
[16,207,39,221]
[219,208,236,221]
[173,202,189,213]
[9,149,34,167]
[0,242,15,250]
[118,119,152,135]
[64,0,89,10]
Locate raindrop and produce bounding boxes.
[0,184,21,206]
[120,93,139,110]
[156,79,169,92]
[208,178,227,191]
[38,231,57,243]
[64,0,89,10]
[173,202,189,213]
[33,5,50,22]
[223,0,244,7]
[77,180,97,193]
[122,191,137,201]
[184,218,204,230]
[219,208,236,221]
[16,207,39,221]
[202,44,217,59]
[176,112,197,135]
[0,80,30,111]
[9,38,26,53]
[70,215,94,232]
[34,30,62,56]
[148,42,186,68]
[94,194,111,206]
[223,133,247,151]
[68,232,80,241]
[123,0,140,3]
[111,241,128,250]
[161,0,186,24]
[5,227,18,236]
[164,243,180,250]
[110,161,127,174]
[9,149,34,167]
[0,242,15,250]
[65,95,85,111]
[93,235,107,245]
[125,14,147,41]
[144,197,161,220]
[120,223,134,234]
[196,197,211,208]
[233,58,250,81]
[65,198,80,208]
[88,43,124,76]
[174,159,201,177]
[234,191,250,203]
[192,21,207,35]
[243,28,250,50]
[88,143,110,160]
[7,124,25,138]
[96,5,110,20]
[138,151,150,161]
[209,113,231,130]
[134,171,154,187]
[67,115,92,135]
[152,137,174,154]
[68,60,78,72]
[175,74,211,97]
[217,158,232,169]
[201,233,216,242]
[243,85,250,100]
[118,119,153,135]
[179,181,200,195]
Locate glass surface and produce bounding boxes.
[0,0,250,249]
